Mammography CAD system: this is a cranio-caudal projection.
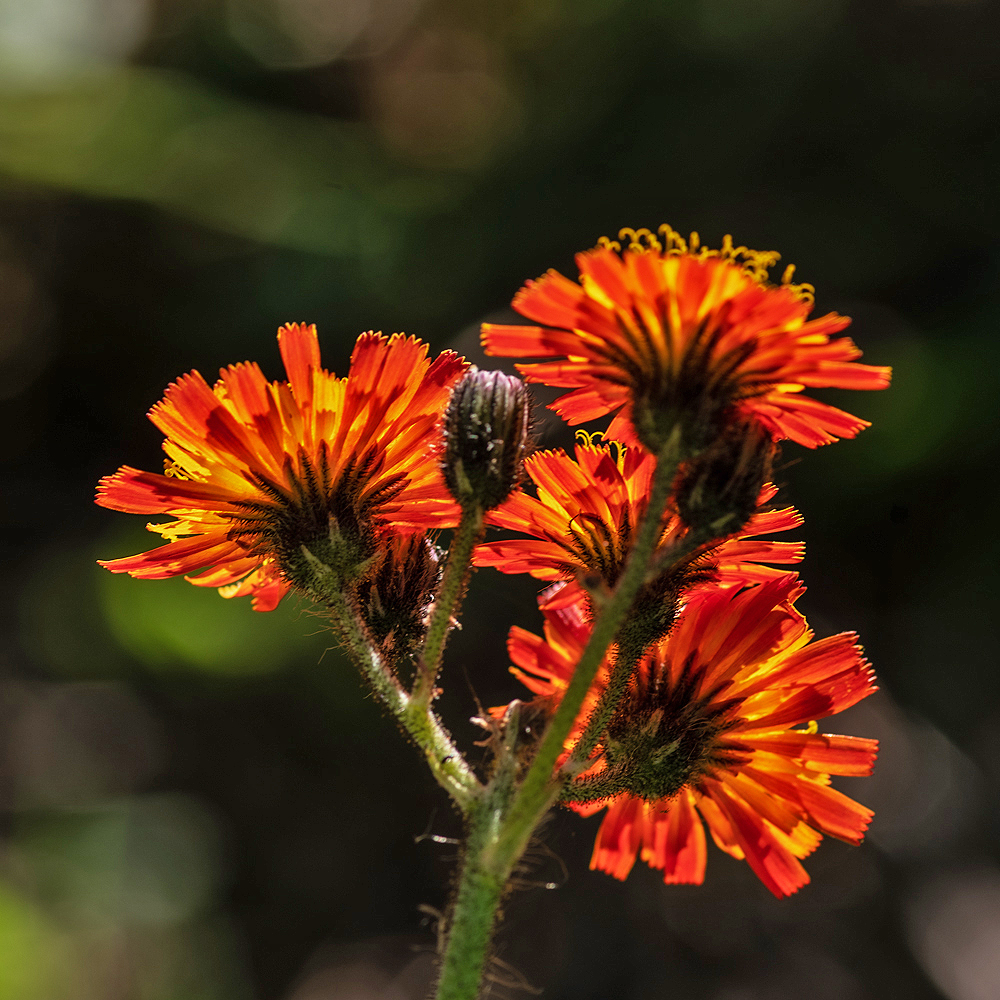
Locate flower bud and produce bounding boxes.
[442,369,531,511]
[353,533,442,661]
[674,419,777,538]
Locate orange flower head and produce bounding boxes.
[474,437,804,631]
[505,576,878,898]
[96,324,467,610]
[482,225,891,453]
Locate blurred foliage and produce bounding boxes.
[20,528,327,677]
[2,0,999,998]
[0,883,68,1000]
[98,532,327,676]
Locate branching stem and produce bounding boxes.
[491,429,681,867]
[432,427,683,1000]
[316,570,481,812]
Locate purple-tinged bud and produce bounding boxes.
[442,369,531,511]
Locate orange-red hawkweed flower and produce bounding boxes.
[505,576,878,897]
[97,324,467,610]
[474,438,803,611]
[482,226,891,452]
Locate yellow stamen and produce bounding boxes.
[574,429,626,471]
[594,224,816,302]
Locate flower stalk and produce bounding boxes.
[434,705,522,1000]
[562,635,644,777]
[433,427,683,1000]
[491,428,682,864]
[413,504,485,709]
[316,564,481,812]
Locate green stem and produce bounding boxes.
[435,823,505,1000]
[492,428,681,867]
[413,504,484,708]
[563,522,730,784]
[432,429,683,1000]
[434,708,521,1000]
[563,637,644,775]
[316,570,481,811]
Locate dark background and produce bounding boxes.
[2,1,999,997]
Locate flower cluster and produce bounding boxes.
[97,225,890,900]
[479,226,888,895]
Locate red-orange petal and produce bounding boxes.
[659,793,708,885]
[591,797,642,880]
[707,781,811,898]
[739,732,878,776]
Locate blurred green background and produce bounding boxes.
[1,0,998,998]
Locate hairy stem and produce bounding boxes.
[435,821,505,1000]
[432,429,683,1000]
[564,518,744,781]
[562,636,644,774]
[413,505,485,708]
[492,428,681,867]
[434,708,521,1000]
[315,566,481,811]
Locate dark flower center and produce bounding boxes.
[226,448,408,588]
[563,651,748,806]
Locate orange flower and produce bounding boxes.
[504,576,877,897]
[97,324,467,610]
[474,439,803,610]
[482,226,891,451]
